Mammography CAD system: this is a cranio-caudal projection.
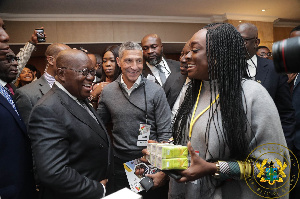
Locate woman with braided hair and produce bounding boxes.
[169,23,290,198]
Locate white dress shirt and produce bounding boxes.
[121,75,141,96]
[246,55,258,79]
[146,57,171,86]
[171,77,191,120]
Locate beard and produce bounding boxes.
[147,52,163,66]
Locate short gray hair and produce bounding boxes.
[119,41,142,59]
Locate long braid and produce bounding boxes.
[172,79,201,144]
[206,23,249,160]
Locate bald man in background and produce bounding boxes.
[14,43,70,125]
[141,34,184,111]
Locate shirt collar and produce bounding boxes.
[55,81,81,103]
[121,75,141,89]
[247,55,257,68]
[185,77,191,85]
[0,79,7,87]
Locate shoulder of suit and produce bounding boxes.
[165,58,180,65]
[101,81,119,93]
[257,56,274,67]
[143,78,164,91]
[15,78,42,94]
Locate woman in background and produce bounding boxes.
[90,45,121,109]
[15,66,33,88]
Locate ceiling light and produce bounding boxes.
[239,21,242,22]
[262,9,266,12]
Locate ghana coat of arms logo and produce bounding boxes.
[256,158,287,185]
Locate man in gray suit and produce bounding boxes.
[28,49,111,199]
[14,43,70,125]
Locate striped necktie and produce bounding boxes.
[79,100,99,124]
[155,64,166,85]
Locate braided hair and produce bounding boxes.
[173,23,250,160]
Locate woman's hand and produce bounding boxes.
[177,141,217,183]
[90,82,110,100]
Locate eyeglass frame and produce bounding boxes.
[258,52,272,57]
[58,67,96,77]
[243,37,258,45]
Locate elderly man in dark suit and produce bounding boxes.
[141,34,184,109]
[14,43,70,126]
[0,18,36,199]
[28,49,112,199]
[237,23,296,149]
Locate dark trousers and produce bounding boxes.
[113,156,168,199]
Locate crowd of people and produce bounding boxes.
[1,16,300,199]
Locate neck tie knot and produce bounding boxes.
[5,83,14,95]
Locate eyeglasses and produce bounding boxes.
[59,67,96,77]
[243,37,257,45]
[259,52,272,57]
[6,55,20,63]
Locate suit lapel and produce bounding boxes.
[255,56,269,85]
[38,75,51,95]
[84,98,110,143]
[0,94,27,134]
[53,85,108,143]
[143,63,160,85]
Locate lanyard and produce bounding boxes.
[188,81,219,138]
[119,82,148,124]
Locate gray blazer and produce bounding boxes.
[14,75,51,126]
[28,84,112,199]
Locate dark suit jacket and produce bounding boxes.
[28,84,112,199]
[0,93,36,199]
[255,56,295,149]
[14,75,51,126]
[142,58,183,109]
[293,75,300,152]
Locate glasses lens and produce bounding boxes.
[81,68,96,76]
[81,68,88,76]
[90,69,96,76]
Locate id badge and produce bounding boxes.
[137,123,150,146]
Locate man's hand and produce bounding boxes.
[100,179,108,187]
[177,142,217,183]
[29,27,47,45]
[146,171,168,189]
[287,73,297,84]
